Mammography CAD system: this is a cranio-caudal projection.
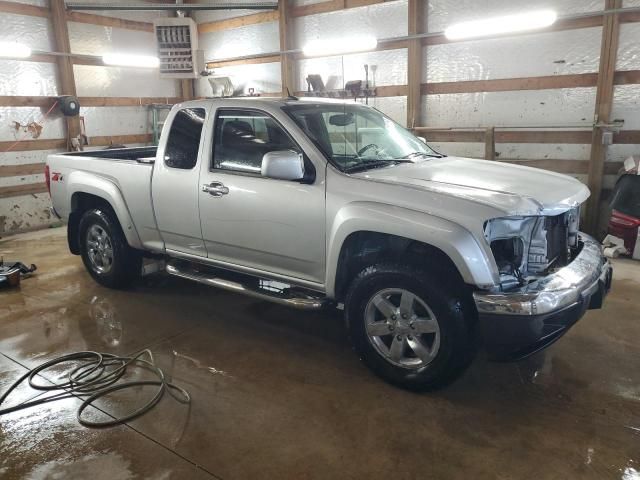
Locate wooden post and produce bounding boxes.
[484,127,495,160]
[50,0,81,149]
[279,0,294,97]
[585,0,622,234]
[180,79,194,100]
[407,0,424,128]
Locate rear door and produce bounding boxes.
[151,106,207,257]
[197,107,326,286]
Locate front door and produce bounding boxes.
[198,108,326,286]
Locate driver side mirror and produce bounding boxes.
[417,136,427,144]
[261,150,304,181]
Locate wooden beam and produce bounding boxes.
[414,129,595,144]
[88,134,153,146]
[0,163,46,178]
[199,10,279,33]
[180,80,194,101]
[423,73,600,95]
[206,54,281,69]
[279,0,294,96]
[79,96,183,106]
[406,0,424,128]
[497,158,623,175]
[495,130,593,144]
[295,84,407,98]
[0,183,48,199]
[614,130,640,144]
[585,0,622,234]
[50,0,81,149]
[66,11,154,32]
[0,96,56,107]
[0,0,48,17]
[0,139,66,151]
[484,127,495,160]
[291,0,389,17]
[0,96,184,107]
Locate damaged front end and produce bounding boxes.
[484,207,581,291]
[474,207,612,361]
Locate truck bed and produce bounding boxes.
[47,147,162,252]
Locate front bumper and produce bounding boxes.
[473,233,613,361]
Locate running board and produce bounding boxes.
[165,261,331,311]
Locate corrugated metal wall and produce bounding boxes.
[0,2,177,235]
[2,0,639,235]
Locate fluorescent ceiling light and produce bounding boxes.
[0,42,31,59]
[102,53,159,68]
[444,10,558,40]
[302,35,378,58]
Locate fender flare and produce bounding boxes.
[67,171,143,250]
[325,202,498,297]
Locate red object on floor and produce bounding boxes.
[608,209,640,254]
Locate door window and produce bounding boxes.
[164,108,206,169]
[213,109,300,174]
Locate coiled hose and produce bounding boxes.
[0,349,190,427]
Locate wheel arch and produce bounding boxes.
[326,202,498,300]
[67,173,142,254]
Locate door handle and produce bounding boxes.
[202,182,229,197]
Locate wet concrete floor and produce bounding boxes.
[0,227,639,479]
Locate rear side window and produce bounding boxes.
[164,108,206,169]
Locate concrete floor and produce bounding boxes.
[1,227,639,480]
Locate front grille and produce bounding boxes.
[545,214,569,270]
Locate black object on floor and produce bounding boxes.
[0,260,37,287]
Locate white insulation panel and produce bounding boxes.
[371,96,407,127]
[612,85,640,129]
[0,14,53,51]
[201,22,280,60]
[73,65,178,98]
[617,23,640,71]
[0,108,66,142]
[81,106,151,137]
[294,1,408,47]
[68,23,158,56]
[0,60,58,97]
[423,87,597,127]
[427,0,604,33]
[425,27,602,83]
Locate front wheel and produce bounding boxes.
[78,208,141,289]
[345,263,476,391]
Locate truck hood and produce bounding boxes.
[352,156,590,216]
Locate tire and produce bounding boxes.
[345,263,476,391]
[78,208,141,289]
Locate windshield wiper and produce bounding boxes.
[399,151,445,159]
[344,159,413,173]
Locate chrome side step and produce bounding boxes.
[165,261,331,311]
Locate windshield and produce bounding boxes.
[283,103,443,172]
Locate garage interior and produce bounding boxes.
[1,0,640,478]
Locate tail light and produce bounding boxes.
[45,164,51,194]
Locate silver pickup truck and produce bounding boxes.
[47,98,612,390]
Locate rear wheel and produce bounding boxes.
[345,263,476,391]
[79,208,141,289]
